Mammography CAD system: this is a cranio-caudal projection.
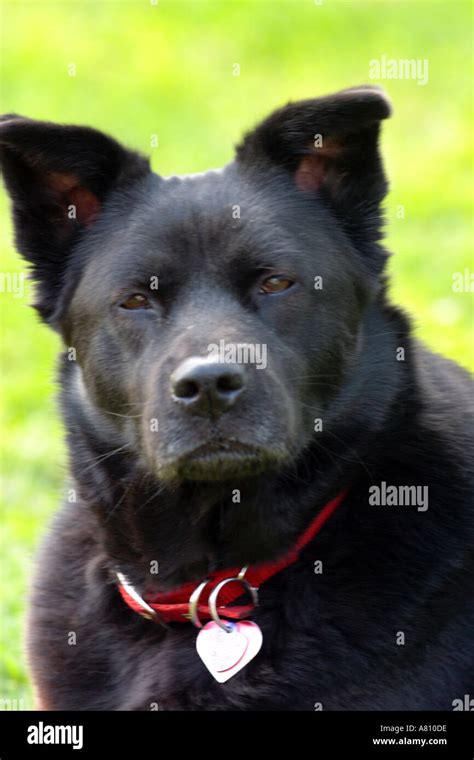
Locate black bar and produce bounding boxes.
[0,711,472,757]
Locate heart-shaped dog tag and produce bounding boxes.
[196,620,263,683]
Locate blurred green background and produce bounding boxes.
[1,0,472,707]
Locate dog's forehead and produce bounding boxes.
[108,165,288,258]
[127,163,320,243]
[81,162,335,287]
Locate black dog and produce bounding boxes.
[2,86,473,710]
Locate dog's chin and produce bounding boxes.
[156,440,287,482]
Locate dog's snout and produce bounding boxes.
[170,357,245,416]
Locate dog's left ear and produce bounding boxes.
[236,86,391,242]
[0,115,150,320]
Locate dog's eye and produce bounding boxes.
[259,275,294,295]
[120,294,151,310]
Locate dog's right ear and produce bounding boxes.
[0,115,150,321]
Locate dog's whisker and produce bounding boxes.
[76,443,131,475]
[134,483,168,515]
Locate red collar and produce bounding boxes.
[117,490,346,625]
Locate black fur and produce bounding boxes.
[1,86,473,710]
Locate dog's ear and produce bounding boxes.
[0,115,150,320]
[236,86,391,245]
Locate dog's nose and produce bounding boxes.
[170,357,245,416]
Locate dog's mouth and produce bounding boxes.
[158,439,285,482]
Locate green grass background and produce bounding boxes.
[1,0,472,707]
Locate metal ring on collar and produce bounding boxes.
[116,571,169,629]
[188,579,210,629]
[208,576,259,632]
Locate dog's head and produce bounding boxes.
[1,87,391,485]
[2,89,396,579]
